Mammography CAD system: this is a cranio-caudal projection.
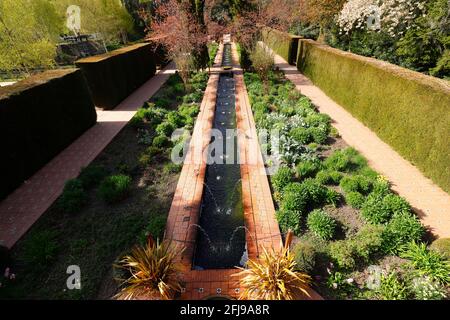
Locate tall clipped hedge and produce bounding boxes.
[0,69,97,199]
[294,39,450,193]
[262,28,302,65]
[76,43,156,110]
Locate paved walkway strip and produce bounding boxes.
[0,62,177,249]
[266,45,450,239]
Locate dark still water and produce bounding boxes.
[192,72,247,270]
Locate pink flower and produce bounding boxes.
[4,268,10,278]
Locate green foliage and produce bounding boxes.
[382,213,425,254]
[289,127,312,145]
[430,238,450,259]
[280,179,329,216]
[0,0,63,74]
[163,163,182,175]
[22,230,59,267]
[329,225,384,269]
[376,272,409,300]
[361,193,411,225]
[345,191,365,209]
[328,240,356,269]
[315,170,343,185]
[138,215,167,244]
[307,210,337,240]
[271,166,293,192]
[324,148,367,173]
[401,242,450,285]
[276,208,302,235]
[297,39,450,193]
[57,179,88,214]
[293,241,317,273]
[339,175,372,194]
[352,225,384,261]
[98,175,132,204]
[152,135,171,148]
[295,160,321,180]
[156,122,175,137]
[78,165,107,189]
[325,188,342,207]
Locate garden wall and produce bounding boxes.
[0,69,97,199]
[262,28,302,65]
[293,39,450,193]
[76,43,157,110]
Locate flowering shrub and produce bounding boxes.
[337,0,425,37]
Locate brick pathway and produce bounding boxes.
[266,45,450,239]
[0,62,177,249]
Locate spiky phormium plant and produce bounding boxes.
[114,239,184,300]
[235,247,312,300]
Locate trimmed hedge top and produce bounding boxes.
[76,43,151,64]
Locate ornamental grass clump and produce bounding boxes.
[114,240,183,300]
[400,242,450,285]
[235,248,311,300]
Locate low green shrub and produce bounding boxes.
[152,135,171,148]
[138,215,167,244]
[78,165,108,189]
[289,127,312,145]
[382,213,425,254]
[295,160,321,180]
[309,127,328,144]
[325,188,342,207]
[163,163,182,174]
[271,166,293,192]
[293,241,317,273]
[324,148,367,173]
[307,209,337,240]
[155,122,175,137]
[154,97,171,108]
[98,175,132,203]
[280,179,329,215]
[315,170,343,185]
[352,225,385,261]
[339,175,373,194]
[22,230,59,267]
[276,208,302,235]
[345,191,366,209]
[401,242,450,285]
[57,179,88,214]
[329,240,356,269]
[361,192,410,225]
[376,272,409,300]
[167,111,185,128]
[430,238,450,259]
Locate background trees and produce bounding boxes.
[0,0,63,75]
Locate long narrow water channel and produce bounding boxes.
[192,44,247,270]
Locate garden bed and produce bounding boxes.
[244,70,450,300]
[0,71,209,300]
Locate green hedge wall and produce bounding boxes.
[76,43,156,110]
[0,69,97,199]
[262,28,302,65]
[295,39,450,193]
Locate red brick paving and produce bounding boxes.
[264,43,450,239]
[0,62,177,249]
